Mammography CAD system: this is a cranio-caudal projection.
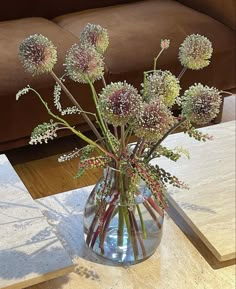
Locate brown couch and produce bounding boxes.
[0,0,235,152]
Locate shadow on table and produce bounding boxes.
[0,246,72,289]
[0,198,74,288]
[167,203,236,269]
[37,192,136,269]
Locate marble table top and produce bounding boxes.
[0,155,74,289]
[36,186,235,289]
[155,120,235,262]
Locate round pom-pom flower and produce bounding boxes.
[134,100,175,142]
[80,23,109,54]
[98,82,143,126]
[144,70,181,107]
[65,44,104,83]
[18,34,57,75]
[181,83,222,125]
[179,34,213,70]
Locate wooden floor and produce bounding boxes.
[6,95,236,200]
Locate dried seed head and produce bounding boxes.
[98,81,143,126]
[18,34,57,75]
[179,34,213,70]
[181,83,222,124]
[80,23,109,54]
[160,39,170,50]
[134,100,175,141]
[144,70,180,107]
[65,44,104,83]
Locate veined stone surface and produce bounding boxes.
[36,186,235,289]
[154,120,236,261]
[0,154,74,289]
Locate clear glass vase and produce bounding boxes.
[83,165,164,264]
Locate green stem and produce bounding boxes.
[29,87,117,161]
[143,71,148,98]
[118,206,125,249]
[117,172,125,250]
[113,126,118,139]
[50,71,105,145]
[178,67,187,80]
[137,138,145,157]
[87,80,117,154]
[87,79,107,134]
[147,117,187,160]
[220,90,233,96]
[154,48,164,70]
[127,209,139,260]
[131,138,142,159]
[143,201,162,229]
[137,204,147,239]
[130,210,147,258]
[120,125,126,151]
[102,75,107,87]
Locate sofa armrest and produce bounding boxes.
[176,0,236,31]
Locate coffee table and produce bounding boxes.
[34,185,235,289]
[29,121,235,289]
[2,121,235,289]
[0,155,74,289]
[156,120,235,262]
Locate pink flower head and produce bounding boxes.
[98,82,142,126]
[181,83,222,124]
[160,39,170,50]
[134,100,175,141]
[65,44,104,83]
[80,23,109,54]
[179,34,213,70]
[18,34,57,75]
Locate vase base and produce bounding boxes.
[84,226,162,264]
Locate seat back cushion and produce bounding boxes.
[0,0,141,21]
[177,0,236,31]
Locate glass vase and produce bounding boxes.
[83,165,164,264]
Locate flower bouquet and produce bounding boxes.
[17,24,223,263]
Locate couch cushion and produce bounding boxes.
[177,0,236,31]
[53,0,236,91]
[0,17,97,148]
[0,0,141,21]
[0,17,80,95]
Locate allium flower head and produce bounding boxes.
[179,34,213,70]
[18,34,57,75]
[144,70,180,107]
[181,83,222,125]
[65,44,104,83]
[134,100,175,142]
[98,82,143,126]
[80,23,109,54]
